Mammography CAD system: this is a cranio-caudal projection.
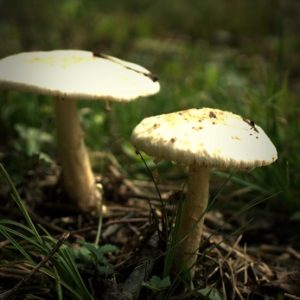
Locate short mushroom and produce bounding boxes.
[0,50,160,212]
[131,107,277,277]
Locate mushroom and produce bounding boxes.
[0,50,160,212]
[131,107,277,277]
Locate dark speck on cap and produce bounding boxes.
[209,111,217,118]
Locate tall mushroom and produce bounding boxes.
[131,107,277,278]
[0,50,160,212]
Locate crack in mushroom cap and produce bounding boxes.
[131,108,278,170]
[0,50,160,101]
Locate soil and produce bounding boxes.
[0,160,300,300]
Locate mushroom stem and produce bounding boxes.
[54,98,102,212]
[174,166,210,277]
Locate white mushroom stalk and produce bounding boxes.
[131,107,277,278]
[54,98,100,211]
[0,50,160,212]
[174,165,209,276]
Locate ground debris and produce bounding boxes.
[0,163,299,299]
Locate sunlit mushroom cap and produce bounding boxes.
[131,108,278,170]
[0,50,160,101]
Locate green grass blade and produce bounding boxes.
[0,225,34,263]
[53,266,63,300]
[38,267,84,300]
[58,247,94,300]
[0,219,36,234]
[0,224,45,251]
[0,163,43,244]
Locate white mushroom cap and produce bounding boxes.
[131,108,277,170]
[0,50,160,100]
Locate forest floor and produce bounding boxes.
[0,159,300,300]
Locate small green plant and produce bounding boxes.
[143,275,171,293]
[71,241,119,275]
[196,287,223,300]
[14,123,53,159]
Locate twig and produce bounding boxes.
[226,258,244,300]
[243,243,248,285]
[226,259,236,300]
[29,209,66,233]
[102,212,136,239]
[249,263,259,284]
[204,231,274,280]
[0,240,10,249]
[287,247,300,260]
[128,224,141,236]
[105,217,149,227]
[0,232,70,299]
[259,244,300,260]
[94,200,104,246]
[0,267,29,280]
[69,217,149,235]
[218,257,227,300]
[284,293,300,300]
[223,234,243,263]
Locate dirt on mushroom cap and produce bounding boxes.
[131,107,278,170]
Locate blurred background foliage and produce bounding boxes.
[0,0,299,213]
